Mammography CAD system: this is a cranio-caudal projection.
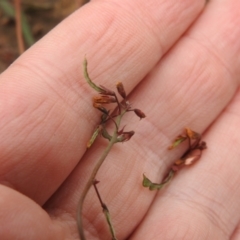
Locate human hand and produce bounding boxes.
[0,0,240,239]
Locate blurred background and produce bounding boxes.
[0,0,89,73]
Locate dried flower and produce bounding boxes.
[117,131,135,142]
[93,96,116,104]
[186,128,200,139]
[170,128,207,171]
[143,128,207,191]
[93,103,109,115]
[99,85,116,96]
[116,82,126,99]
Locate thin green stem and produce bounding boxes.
[77,112,124,240]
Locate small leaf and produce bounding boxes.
[142,175,166,190]
[83,58,104,93]
[142,174,153,188]
[87,125,102,148]
[168,135,187,149]
[117,130,134,142]
[142,171,175,190]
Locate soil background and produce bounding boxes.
[0,0,88,73]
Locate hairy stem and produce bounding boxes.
[77,113,124,240]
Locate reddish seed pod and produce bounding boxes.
[134,109,146,120]
[116,82,126,99]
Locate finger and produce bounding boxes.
[0,184,62,239]
[0,0,205,205]
[45,0,240,239]
[128,0,240,176]
[129,0,240,238]
[130,89,240,240]
[231,223,240,240]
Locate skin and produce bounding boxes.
[0,0,240,239]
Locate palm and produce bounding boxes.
[1,0,240,239]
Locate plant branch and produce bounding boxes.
[77,112,124,240]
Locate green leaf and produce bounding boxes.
[142,174,165,190]
[168,135,187,149]
[83,58,104,93]
[142,171,175,191]
[142,174,153,188]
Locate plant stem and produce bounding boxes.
[77,113,124,240]
[93,180,117,240]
